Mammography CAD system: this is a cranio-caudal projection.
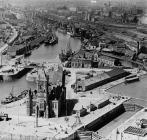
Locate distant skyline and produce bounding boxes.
[5,0,147,8]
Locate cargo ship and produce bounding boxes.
[125,74,139,84]
[0,56,33,81]
[1,88,28,105]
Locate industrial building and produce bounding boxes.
[76,68,130,91]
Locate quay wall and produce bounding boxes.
[0,131,77,140]
[79,102,143,132]
[83,104,125,131]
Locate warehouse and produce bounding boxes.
[76,68,130,91]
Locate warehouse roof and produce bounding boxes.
[84,72,110,87]
[106,68,129,77]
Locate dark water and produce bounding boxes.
[0,32,81,100]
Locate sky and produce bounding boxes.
[4,0,147,9]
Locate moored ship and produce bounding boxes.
[1,88,28,105]
[0,56,32,81]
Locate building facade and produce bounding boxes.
[26,70,66,118]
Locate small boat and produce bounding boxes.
[125,74,140,84]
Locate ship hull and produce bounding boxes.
[0,67,33,81]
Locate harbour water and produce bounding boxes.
[0,31,81,100]
[1,31,147,103]
[107,75,147,101]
